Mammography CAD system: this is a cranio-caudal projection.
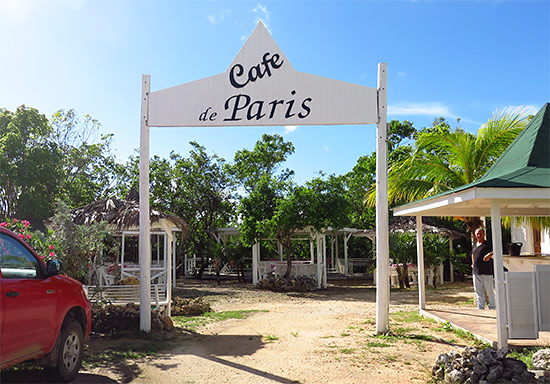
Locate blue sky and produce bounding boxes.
[1,0,548,185]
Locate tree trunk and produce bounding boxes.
[395,264,410,289]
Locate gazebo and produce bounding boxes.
[210,227,377,288]
[393,102,550,348]
[65,194,186,314]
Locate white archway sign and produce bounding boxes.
[139,22,389,332]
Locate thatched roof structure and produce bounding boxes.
[69,197,187,233]
[390,216,466,240]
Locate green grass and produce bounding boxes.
[263,334,279,343]
[172,310,265,331]
[434,321,490,349]
[390,310,435,324]
[339,348,356,354]
[507,347,545,370]
[365,341,392,348]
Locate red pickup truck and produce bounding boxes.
[0,227,92,382]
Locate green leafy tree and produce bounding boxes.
[0,106,63,226]
[50,109,121,207]
[230,133,295,193]
[170,143,235,279]
[119,143,235,279]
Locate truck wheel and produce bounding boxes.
[46,318,84,383]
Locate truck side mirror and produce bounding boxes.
[47,260,62,276]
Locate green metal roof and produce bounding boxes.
[455,102,550,190]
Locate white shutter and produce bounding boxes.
[506,271,539,339]
[535,265,550,332]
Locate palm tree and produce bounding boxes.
[367,106,532,233]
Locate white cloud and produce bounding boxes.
[283,125,297,135]
[0,0,33,25]
[397,71,407,77]
[323,145,329,152]
[253,3,271,31]
[388,102,458,119]
[0,0,85,25]
[208,10,230,24]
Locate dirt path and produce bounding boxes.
[113,279,475,383]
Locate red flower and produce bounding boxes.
[26,234,31,239]
[48,245,54,250]
[49,252,54,257]
[18,233,24,239]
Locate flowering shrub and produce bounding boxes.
[0,218,58,263]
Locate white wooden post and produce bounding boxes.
[172,234,176,288]
[375,62,389,334]
[316,234,322,288]
[416,215,426,310]
[121,232,125,281]
[252,241,260,284]
[139,74,152,332]
[165,229,172,316]
[344,233,351,276]
[310,238,314,263]
[335,231,339,274]
[449,237,454,283]
[323,234,327,288]
[278,241,283,262]
[491,200,508,349]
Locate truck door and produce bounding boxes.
[0,233,58,367]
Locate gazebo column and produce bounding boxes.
[344,233,351,276]
[449,237,454,283]
[165,230,172,316]
[252,241,260,285]
[491,201,508,350]
[310,237,314,263]
[416,215,426,310]
[335,231,339,274]
[121,232,126,281]
[316,233,327,289]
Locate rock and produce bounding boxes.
[486,364,503,382]
[473,362,488,376]
[447,368,468,384]
[532,349,550,371]
[436,353,450,365]
[257,276,317,292]
[477,349,497,366]
[432,347,538,384]
[171,297,211,316]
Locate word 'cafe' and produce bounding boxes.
[198,51,313,124]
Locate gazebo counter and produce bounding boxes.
[503,254,550,272]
